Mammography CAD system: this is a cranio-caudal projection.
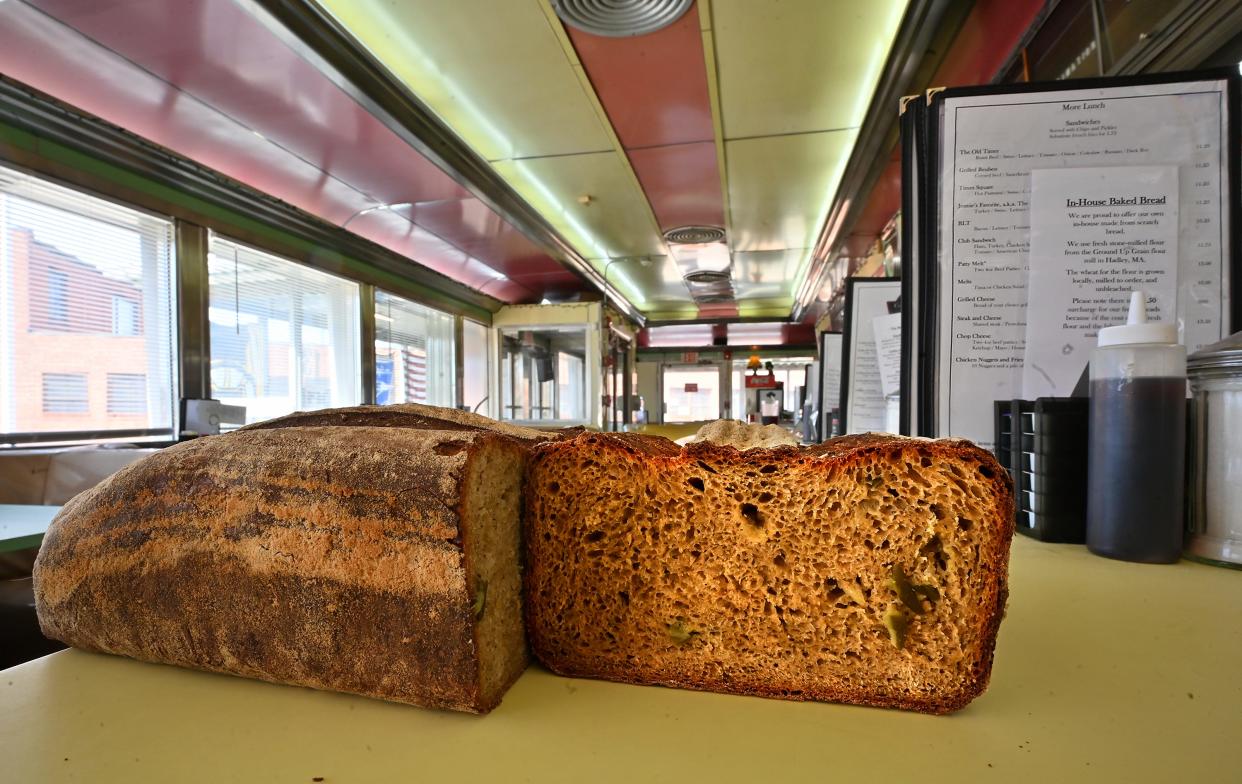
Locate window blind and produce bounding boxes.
[0,164,177,443]
[208,235,361,425]
[374,289,455,407]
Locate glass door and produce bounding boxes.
[662,365,721,424]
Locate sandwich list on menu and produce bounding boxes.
[937,81,1230,446]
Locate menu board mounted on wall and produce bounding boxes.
[839,278,903,435]
[915,69,1240,446]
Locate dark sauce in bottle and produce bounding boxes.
[1087,376,1186,563]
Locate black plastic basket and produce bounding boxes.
[994,398,1088,543]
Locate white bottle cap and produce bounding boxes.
[1097,291,1178,347]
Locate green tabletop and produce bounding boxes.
[0,504,59,553]
[2,536,1240,782]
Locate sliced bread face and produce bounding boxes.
[524,433,1013,714]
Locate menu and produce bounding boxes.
[843,280,901,434]
[936,78,1232,446]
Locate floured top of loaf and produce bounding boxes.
[686,419,799,450]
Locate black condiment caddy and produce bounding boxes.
[993,398,1089,543]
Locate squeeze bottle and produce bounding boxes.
[1087,291,1186,563]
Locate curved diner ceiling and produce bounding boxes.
[0,0,908,324]
[314,0,908,321]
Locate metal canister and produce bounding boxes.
[1186,331,1242,568]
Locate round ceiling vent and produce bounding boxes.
[552,0,694,38]
[664,225,726,244]
[682,269,732,285]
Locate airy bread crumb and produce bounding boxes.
[523,432,1013,714]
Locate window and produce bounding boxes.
[374,290,455,407]
[499,326,587,423]
[111,295,138,336]
[462,318,490,414]
[1,165,177,441]
[47,269,69,326]
[208,235,360,425]
[107,373,147,414]
[662,367,720,423]
[42,373,89,414]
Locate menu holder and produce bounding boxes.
[913,69,1240,445]
[899,94,928,436]
[840,278,902,435]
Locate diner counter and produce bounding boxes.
[2,536,1239,782]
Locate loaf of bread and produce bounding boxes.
[687,419,800,449]
[240,402,549,441]
[523,432,1013,713]
[34,425,528,713]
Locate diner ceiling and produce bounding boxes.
[0,0,909,323]
[314,0,908,321]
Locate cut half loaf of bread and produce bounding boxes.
[524,432,1013,714]
[35,426,528,713]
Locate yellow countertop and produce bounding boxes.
[2,537,1239,783]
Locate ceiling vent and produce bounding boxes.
[664,225,726,244]
[682,269,731,286]
[552,0,694,38]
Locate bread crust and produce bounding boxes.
[238,403,550,442]
[523,432,1014,714]
[34,427,514,713]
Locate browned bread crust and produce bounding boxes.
[523,432,1013,714]
[239,403,549,441]
[34,426,527,713]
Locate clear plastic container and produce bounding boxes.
[1086,293,1186,563]
[1186,331,1242,568]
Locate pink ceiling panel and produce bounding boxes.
[26,0,471,207]
[627,141,724,232]
[0,12,347,229]
[402,199,566,277]
[1,0,581,303]
[567,5,713,149]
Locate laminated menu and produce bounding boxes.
[921,72,1237,446]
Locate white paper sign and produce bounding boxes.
[873,312,903,397]
[845,280,902,434]
[820,332,842,440]
[936,79,1230,446]
[1022,166,1179,397]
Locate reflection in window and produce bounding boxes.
[499,326,587,423]
[42,373,88,414]
[111,295,138,336]
[374,290,455,407]
[46,269,69,326]
[662,367,720,423]
[208,235,360,425]
[107,373,147,414]
[462,318,490,414]
[1,164,176,441]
